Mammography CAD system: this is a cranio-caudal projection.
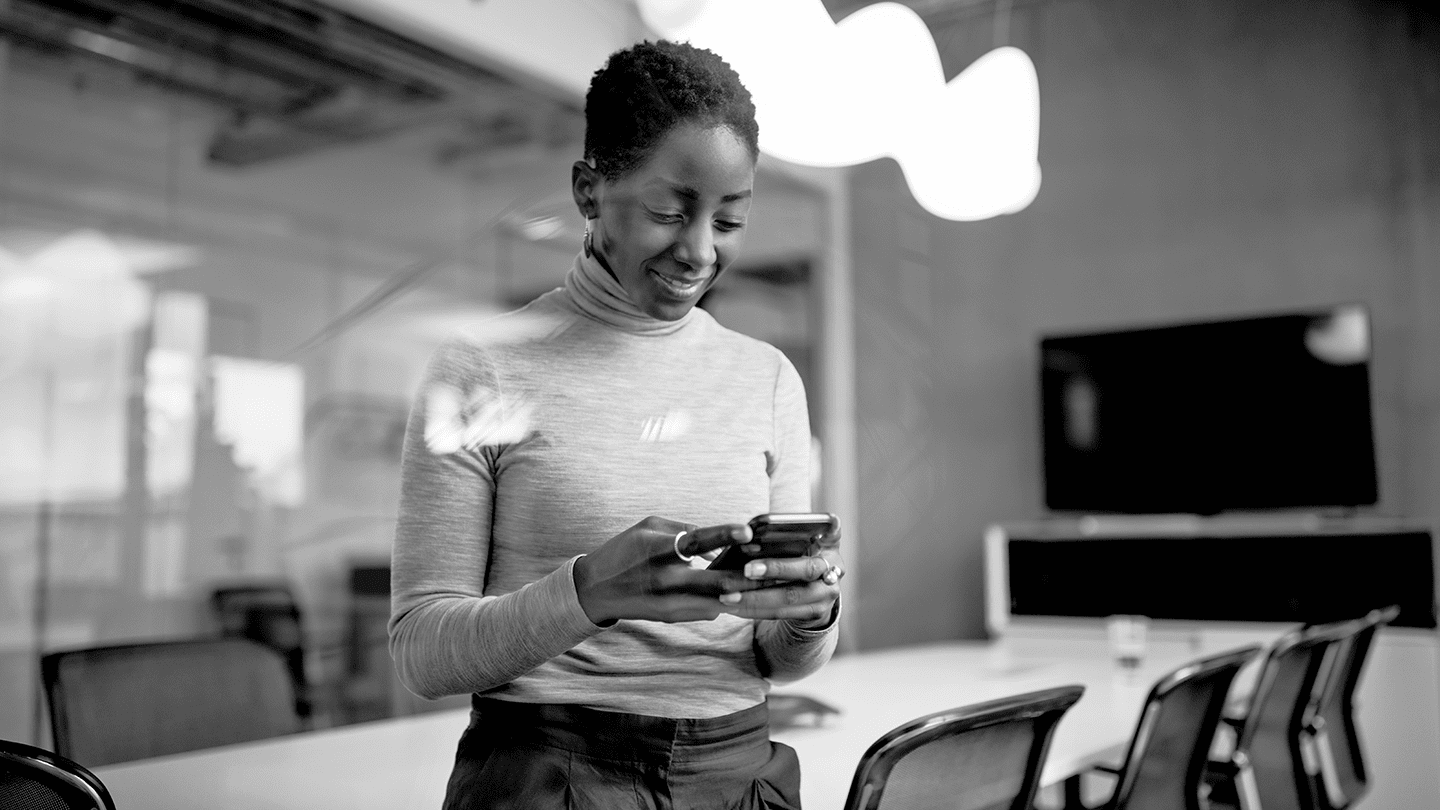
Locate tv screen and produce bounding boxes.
[1040,305,1378,514]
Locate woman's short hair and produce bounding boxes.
[584,40,759,180]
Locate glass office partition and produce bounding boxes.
[0,5,579,742]
[0,2,825,745]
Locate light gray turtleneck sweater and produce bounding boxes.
[388,252,837,719]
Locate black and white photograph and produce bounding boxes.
[0,1,1436,808]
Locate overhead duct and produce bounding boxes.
[0,0,582,165]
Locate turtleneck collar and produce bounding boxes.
[562,250,698,336]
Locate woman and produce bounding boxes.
[389,40,842,809]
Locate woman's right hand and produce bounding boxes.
[571,516,763,626]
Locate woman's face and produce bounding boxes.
[576,123,756,321]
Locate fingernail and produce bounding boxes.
[745,562,766,578]
[719,592,742,604]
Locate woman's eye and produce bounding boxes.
[716,219,746,232]
[649,211,683,223]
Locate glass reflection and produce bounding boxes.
[0,4,822,748]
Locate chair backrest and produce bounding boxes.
[1232,621,1356,810]
[211,583,310,716]
[0,738,115,810]
[42,638,301,767]
[843,685,1085,810]
[1110,645,1261,810]
[211,584,303,648]
[1304,604,1400,810]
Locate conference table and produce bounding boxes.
[94,633,1281,809]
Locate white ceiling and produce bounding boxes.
[0,30,824,301]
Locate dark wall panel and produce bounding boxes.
[849,0,1440,648]
[1006,531,1437,628]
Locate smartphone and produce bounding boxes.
[707,513,840,571]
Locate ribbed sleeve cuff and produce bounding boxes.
[757,596,841,684]
[542,555,609,637]
[783,595,842,635]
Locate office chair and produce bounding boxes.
[1067,645,1261,810]
[1302,605,1400,810]
[211,583,312,719]
[345,563,396,723]
[42,637,301,767]
[843,684,1084,810]
[1205,619,1357,810]
[0,738,115,810]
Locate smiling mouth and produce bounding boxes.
[651,270,708,299]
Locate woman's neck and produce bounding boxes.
[564,251,695,335]
[590,245,622,286]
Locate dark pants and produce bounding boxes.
[442,697,803,810]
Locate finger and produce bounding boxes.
[719,594,837,624]
[718,580,835,612]
[739,554,831,582]
[640,516,695,536]
[682,522,752,557]
[651,561,768,595]
[656,595,733,623]
[662,592,831,623]
[641,518,696,560]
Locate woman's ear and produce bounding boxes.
[571,160,601,221]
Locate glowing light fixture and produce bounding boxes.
[637,0,1041,221]
[0,230,155,371]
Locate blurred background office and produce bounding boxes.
[0,0,1436,767]
[0,0,829,744]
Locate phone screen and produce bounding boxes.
[707,513,839,571]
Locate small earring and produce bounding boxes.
[583,220,594,257]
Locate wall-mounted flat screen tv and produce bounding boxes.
[1040,305,1378,514]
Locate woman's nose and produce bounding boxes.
[673,221,716,269]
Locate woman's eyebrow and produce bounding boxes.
[648,180,753,203]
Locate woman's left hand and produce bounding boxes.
[717,545,843,629]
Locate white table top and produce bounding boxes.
[96,706,465,810]
[770,640,1200,809]
[93,636,1273,810]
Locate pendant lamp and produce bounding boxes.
[637,0,1041,221]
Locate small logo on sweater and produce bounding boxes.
[639,409,692,442]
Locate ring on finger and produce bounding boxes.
[673,530,696,562]
[822,564,844,586]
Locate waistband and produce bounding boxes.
[468,696,771,763]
